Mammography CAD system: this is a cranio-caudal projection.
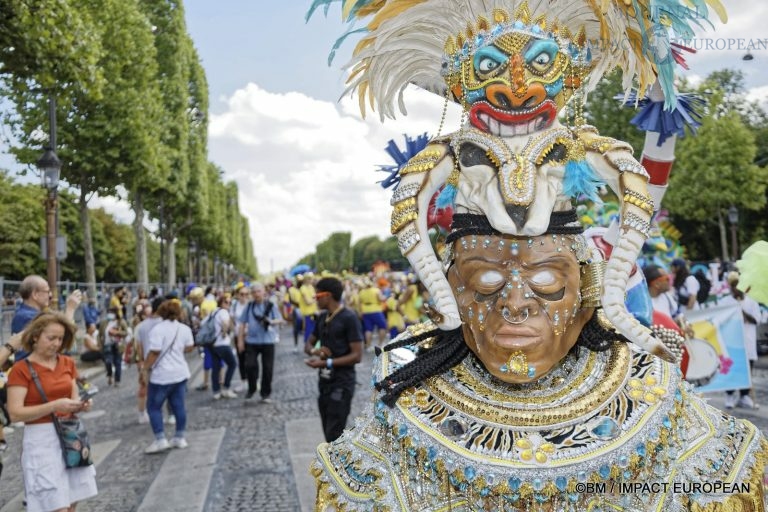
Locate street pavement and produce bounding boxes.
[0,327,766,511]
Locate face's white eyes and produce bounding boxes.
[478,57,500,73]
[478,270,505,288]
[529,270,556,287]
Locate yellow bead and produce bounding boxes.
[535,451,548,464]
[515,439,532,450]
[521,449,533,461]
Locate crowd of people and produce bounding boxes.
[0,259,764,510]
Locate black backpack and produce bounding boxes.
[693,270,712,304]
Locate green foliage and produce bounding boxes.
[0,172,46,277]
[350,235,407,273]
[583,71,646,156]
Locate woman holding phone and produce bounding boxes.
[7,312,98,512]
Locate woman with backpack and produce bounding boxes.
[671,258,700,314]
[209,295,237,400]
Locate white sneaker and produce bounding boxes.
[138,411,150,424]
[145,438,170,454]
[165,415,176,425]
[736,395,756,409]
[724,393,738,409]
[222,389,237,398]
[213,392,222,400]
[233,382,246,393]
[169,437,188,449]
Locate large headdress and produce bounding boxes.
[308,0,725,118]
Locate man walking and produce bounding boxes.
[304,277,363,442]
[237,282,283,402]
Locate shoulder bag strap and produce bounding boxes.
[25,359,66,437]
[151,326,181,371]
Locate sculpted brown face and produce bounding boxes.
[447,233,593,383]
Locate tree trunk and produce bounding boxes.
[79,185,97,302]
[133,190,149,289]
[717,207,729,263]
[166,233,176,290]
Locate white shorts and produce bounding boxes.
[22,423,98,512]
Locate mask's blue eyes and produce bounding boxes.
[478,56,501,73]
[533,53,550,67]
[525,39,559,73]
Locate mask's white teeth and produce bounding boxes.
[514,123,528,136]
[488,117,501,136]
[499,122,516,137]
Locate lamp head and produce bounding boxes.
[37,148,61,190]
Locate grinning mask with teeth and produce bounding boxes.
[461,32,574,137]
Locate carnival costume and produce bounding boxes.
[307,0,768,510]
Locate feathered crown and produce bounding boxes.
[307,0,726,119]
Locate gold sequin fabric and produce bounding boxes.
[312,330,768,511]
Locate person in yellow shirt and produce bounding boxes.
[358,280,387,349]
[385,294,405,340]
[397,277,421,326]
[296,275,318,344]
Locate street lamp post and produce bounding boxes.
[37,94,62,308]
[728,205,739,262]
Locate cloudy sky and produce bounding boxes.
[3,2,767,274]
[183,1,768,273]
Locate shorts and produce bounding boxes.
[362,312,387,333]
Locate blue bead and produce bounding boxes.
[513,21,524,29]
[474,35,484,47]
[662,416,672,429]
[533,478,544,491]
[555,476,567,492]
[577,471,587,482]
[428,446,438,461]
[599,465,611,480]
[636,444,647,457]
[492,24,504,36]
[527,367,535,378]
[567,492,579,502]
[500,364,509,373]
[675,389,682,401]
[397,424,408,439]
[590,417,620,440]
[464,466,477,482]
[508,477,521,492]
[449,475,459,486]
[480,487,491,497]
[534,493,548,503]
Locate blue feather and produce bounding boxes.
[375,133,430,189]
[435,184,457,209]
[563,160,603,202]
[618,92,706,145]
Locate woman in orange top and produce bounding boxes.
[7,312,97,512]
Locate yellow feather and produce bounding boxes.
[358,81,369,118]
[352,35,375,57]
[706,0,728,22]
[343,0,385,20]
[368,0,429,31]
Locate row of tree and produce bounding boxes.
[586,69,768,261]
[0,0,257,296]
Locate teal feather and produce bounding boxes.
[305,0,340,22]
[328,27,368,65]
[436,184,457,209]
[563,160,603,202]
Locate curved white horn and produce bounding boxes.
[391,145,462,330]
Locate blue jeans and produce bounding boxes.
[102,344,122,383]
[211,345,237,393]
[147,379,187,439]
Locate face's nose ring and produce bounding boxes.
[501,307,529,324]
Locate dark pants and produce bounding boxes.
[237,348,247,380]
[211,345,237,392]
[318,382,354,442]
[244,344,275,398]
[103,344,122,383]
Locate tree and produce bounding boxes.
[583,71,646,156]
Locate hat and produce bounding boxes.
[185,283,198,296]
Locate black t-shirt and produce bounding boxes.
[313,307,363,387]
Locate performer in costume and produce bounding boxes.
[307,0,767,510]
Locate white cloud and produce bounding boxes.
[208,83,462,273]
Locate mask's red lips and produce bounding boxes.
[469,100,557,131]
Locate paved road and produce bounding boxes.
[1,328,766,511]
